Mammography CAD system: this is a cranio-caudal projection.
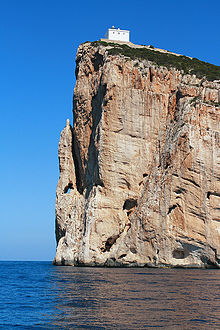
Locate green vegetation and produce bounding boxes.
[91,41,220,81]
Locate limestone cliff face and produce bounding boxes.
[54,41,220,268]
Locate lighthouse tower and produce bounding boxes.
[105,26,130,42]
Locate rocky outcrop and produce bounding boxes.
[53,41,220,268]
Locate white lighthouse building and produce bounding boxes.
[105,26,130,42]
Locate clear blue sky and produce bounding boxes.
[0,0,219,261]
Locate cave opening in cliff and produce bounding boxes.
[167,204,178,215]
[64,182,73,194]
[207,191,220,199]
[123,198,137,210]
[207,191,211,199]
[101,235,119,253]
[172,249,189,259]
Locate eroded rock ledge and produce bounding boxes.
[53,41,220,268]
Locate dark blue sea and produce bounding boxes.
[0,262,219,329]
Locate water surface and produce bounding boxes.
[0,261,219,329]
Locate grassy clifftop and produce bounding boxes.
[91,41,220,82]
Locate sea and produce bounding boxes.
[0,261,219,329]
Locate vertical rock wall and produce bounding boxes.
[54,42,220,267]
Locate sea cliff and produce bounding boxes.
[53,41,220,268]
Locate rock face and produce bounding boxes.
[54,41,220,268]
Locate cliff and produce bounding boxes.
[53,41,220,268]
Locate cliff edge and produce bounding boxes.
[54,41,220,268]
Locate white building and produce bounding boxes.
[105,26,130,42]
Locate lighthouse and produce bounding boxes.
[105,26,130,42]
